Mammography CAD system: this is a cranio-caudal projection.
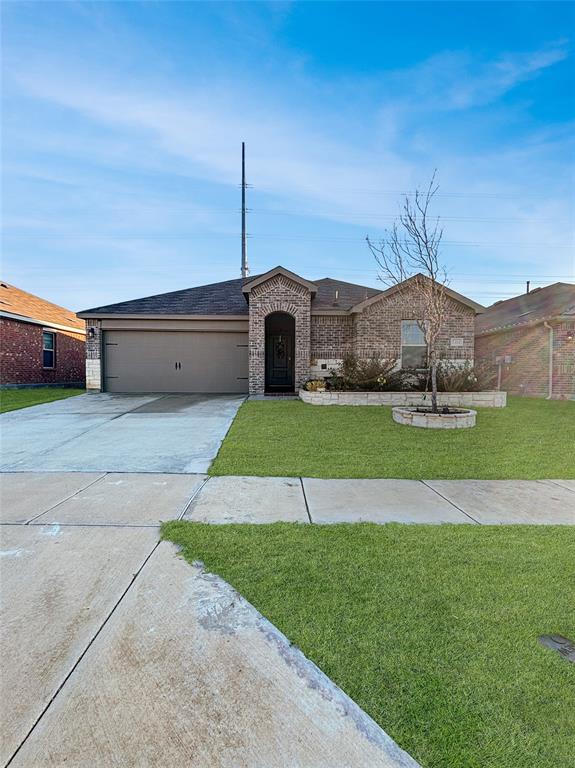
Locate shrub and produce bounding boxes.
[434,360,494,392]
[329,353,398,391]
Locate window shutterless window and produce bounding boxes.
[401,320,427,368]
[42,331,55,368]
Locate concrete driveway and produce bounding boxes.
[0,393,244,473]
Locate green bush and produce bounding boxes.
[328,353,398,391]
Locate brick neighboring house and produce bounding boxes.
[79,266,482,395]
[475,282,575,399]
[0,282,85,388]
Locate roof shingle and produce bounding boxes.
[79,274,384,316]
[0,281,84,331]
[475,282,575,334]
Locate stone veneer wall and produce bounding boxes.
[299,390,507,408]
[248,274,312,394]
[85,319,102,391]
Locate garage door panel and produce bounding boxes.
[104,331,248,393]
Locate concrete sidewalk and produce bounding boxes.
[2,472,573,527]
[184,476,575,526]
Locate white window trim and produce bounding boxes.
[400,320,427,369]
[42,330,56,370]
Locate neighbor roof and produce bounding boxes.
[475,282,575,335]
[0,281,85,332]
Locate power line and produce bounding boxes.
[3,232,573,249]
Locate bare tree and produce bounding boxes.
[366,171,449,413]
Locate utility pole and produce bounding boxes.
[526,280,530,294]
[241,142,249,278]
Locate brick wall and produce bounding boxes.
[476,320,575,398]
[0,317,85,386]
[353,287,475,364]
[248,274,311,394]
[310,315,354,359]
[553,321,575,397]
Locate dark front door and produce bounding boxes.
[265,312,295,392]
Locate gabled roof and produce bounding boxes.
[79,268,483,318]
[475,282,575,335]
[350,273,485,314]
[79,277,253,316]
[312,278,381,310]
[0,281,85,332]
[242,266,318,295]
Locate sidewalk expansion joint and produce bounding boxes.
[177,476,211,521]
[420,480,481,525]
[25,473,108,525]
[299,477,313,523]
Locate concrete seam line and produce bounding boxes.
[420,480,481,525]
[27,522,161,529]
[177,476,211,521]
[3,539,161,768]
[24,473,108,525]
[299,477,313,523]
[538,479,575,494]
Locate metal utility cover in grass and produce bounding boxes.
[538,635,575,662]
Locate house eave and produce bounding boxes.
[0,310,85,335]
[475,314,575,337]
[77,313,249,321]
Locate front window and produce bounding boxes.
[401,320,427,368]
[42,331,55,369]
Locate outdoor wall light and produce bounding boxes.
[88,327,97,339]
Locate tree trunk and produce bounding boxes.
[430,349,438,413]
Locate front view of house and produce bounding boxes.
[78,266,483,395]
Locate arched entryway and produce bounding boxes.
[265,312,295,393]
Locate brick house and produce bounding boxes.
[78,266,483,395]
[475,282,575,399]
[0,282,85,388]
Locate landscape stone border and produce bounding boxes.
[299,390,506,408]
[392,406,477,429]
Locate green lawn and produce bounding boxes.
[162,521,575,768]
[210,396,575,479]
[0,387,84,413]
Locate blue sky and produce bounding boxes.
[2,1,574,311]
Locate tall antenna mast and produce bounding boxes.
[241,141,249,278]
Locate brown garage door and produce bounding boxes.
[104,331,249,393]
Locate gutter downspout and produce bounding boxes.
[543,321,553,399]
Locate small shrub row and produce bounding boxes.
[304,355,494,393]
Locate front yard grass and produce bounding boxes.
[210,395,574,478]
[162,521,575,768]
[0,387,84,414]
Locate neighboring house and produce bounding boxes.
[78,266,483,395]
[0,282,85,388]
[475,282,575,399]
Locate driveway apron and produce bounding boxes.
[0,394,244,474]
